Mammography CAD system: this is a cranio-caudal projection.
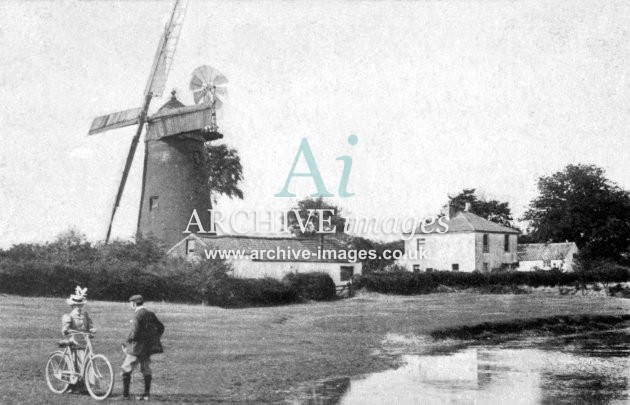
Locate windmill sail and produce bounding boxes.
[98,0,190,243]
[88,107,142,135]
[144,0,189,98]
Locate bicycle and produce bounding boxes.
[45,331,114,400]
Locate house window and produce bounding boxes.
[413,264,420,272]
[186,239,195,255]
[416,238,426,252]
[543,259,551,268]
[452,264,459,271]
[340,266,354,282]
[483,234,489,253]
[483,262,489,272]
[504,235,510,252]
[149,196,159,212]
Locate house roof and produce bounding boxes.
[416,211,520,235]
[517,242,577,261]
[193,234,357,263]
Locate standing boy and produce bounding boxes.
[121,294,164,400]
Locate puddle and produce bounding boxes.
[382,332,431,348]
[294,329,630,405]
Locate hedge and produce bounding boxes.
[205,276,297,308]
[354,267,630,295]
[283,272,337,301]
[0,261,339,308]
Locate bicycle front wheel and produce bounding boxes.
[45,351,72,394]
[84,354,114,400]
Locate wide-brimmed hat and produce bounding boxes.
[66,286,88,306]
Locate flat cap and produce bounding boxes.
[129,294,144,303]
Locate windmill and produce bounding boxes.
[88,0,226,245]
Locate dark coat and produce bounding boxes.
[126,307,164,357]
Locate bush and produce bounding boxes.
[205,277,297,308]
[382,264,408,273]
[283,272,336,301]
[361,271,436,295]
[581,262,630,285]
[0,237,231,304]
[357,268,630,295]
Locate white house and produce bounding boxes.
[398,210,519,273]
[168,234,362,286]
[517,242,578,272]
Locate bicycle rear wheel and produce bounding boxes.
[45,351,72,394]
[84,354,114,400]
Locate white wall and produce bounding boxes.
[168,235,362,285]
[474,233,518,272]
[518,258,571,272]
[400,233,477,272]
[229,259,362,285]
[518,260,543,272]
[400,232,518,272]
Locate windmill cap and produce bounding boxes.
[129,295,144,303]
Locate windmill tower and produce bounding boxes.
[138,68,227,245]
[88,0,228,246]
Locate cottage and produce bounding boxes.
[168,234,362,286]
[398,210,519,273]
[517,242,578,272]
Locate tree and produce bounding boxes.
[205,144,244,204]
[448,188,514,227]
[0,228,98,265]
[98,234,168,266]
[522,164,630,261]
[349,236,404,273]
[284,197,346,237]
[47,228,98,265]
[516,233,538,244]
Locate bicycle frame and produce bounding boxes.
[57,331,95,384]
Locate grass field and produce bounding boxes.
[1,291,629,404]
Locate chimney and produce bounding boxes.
[464,202,471,212]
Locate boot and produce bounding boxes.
[137,375,151,400]
[121,372,131,399]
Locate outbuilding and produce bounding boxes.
[168,234,362,286]
[517,242,578,272]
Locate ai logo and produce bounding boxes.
[274,135,358,198]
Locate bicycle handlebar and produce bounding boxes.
[66,330,95,336]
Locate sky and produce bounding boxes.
[2,0,630,247]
